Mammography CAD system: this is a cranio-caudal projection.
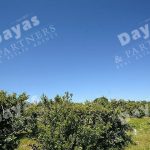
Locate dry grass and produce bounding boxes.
[17,138,39,150]
[126,117,150,150]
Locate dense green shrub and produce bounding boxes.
[0,91,28,150]
[3,91,150,149]
[36,93,131,150]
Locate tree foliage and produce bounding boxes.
[2,91,150,149]
[0,91,28,149]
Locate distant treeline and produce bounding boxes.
[0,90,149,150]
[94,97,150,118]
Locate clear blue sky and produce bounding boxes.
[0,0,150,102]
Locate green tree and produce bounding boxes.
[36,94,131,150]
[0,91,28,150]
